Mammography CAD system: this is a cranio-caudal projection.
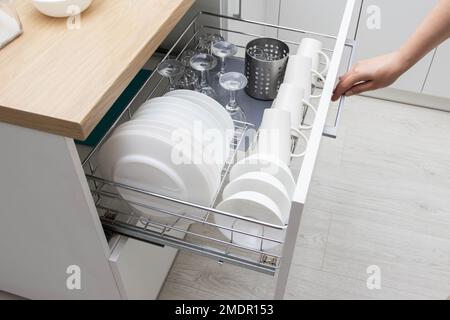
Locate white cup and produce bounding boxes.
[251,109,308,163]
[272,83,318,131]
[297,38,330,85]
[283,55,325,101]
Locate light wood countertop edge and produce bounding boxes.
[0,107,83,139]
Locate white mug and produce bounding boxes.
[283,55,325,100]
[252,109,308,163]
[272,83,318,131]
[297,38,330,84]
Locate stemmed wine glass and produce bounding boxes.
[219,72,248,123]
[157,59,185,91]
[211,41,238,78]
[190,53,218,98]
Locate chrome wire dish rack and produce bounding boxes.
[80,6,358,297]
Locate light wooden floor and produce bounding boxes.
[1,95,449,300]
[158,95,450,300]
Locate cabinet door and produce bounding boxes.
[355,0,437,93]
[278,0,362,40]
[423,42,450,99]
[223,0,280,26]
[222,0,280,55]
[109,237,177,300]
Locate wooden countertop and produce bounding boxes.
[0,0,194,139]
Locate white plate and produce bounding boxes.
[135,97,231,164]
[165,90,234,135]
[222,171,291,224]
[113,154,188,225]
[215,191,285,250]
[230,154,296,198]
[135,97,222,135]
[120,119,221,192]
[98,126,214,225]
[132,110,227,172]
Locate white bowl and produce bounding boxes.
[215,191,285,250]
[230,154,296,198]
[32,0,93,18]
[223,171,292,223]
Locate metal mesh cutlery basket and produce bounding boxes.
[245,37,290,100]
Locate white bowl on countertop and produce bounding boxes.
[32,0,93,18]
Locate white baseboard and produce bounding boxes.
[361,88,450,113]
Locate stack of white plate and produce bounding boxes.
[98,90,234,226]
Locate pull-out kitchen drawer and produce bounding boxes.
[80,0,359,299]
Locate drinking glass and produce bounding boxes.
[211,41,237,78]
[179,50,194,66]
[219,72,248,123]
[196,30,210,53]
[157,59,185,91]
[177,69,199,90]
[190,53,217,97]
[177,50,199,90]
[248,47,267,60]
[196,31,224,54]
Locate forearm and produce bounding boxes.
[397,0,450,71]
[332,0,450,101]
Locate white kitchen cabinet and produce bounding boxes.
[423,41,450,99]
[354,0,437,93]
[276,0,436,93]
[273,0,448,101]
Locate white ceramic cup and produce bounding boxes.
[297,38,330,83]
[283,55,325,100]
[251,109,308,163]
[272,83,318,131]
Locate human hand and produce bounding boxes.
[331,51,408,101]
